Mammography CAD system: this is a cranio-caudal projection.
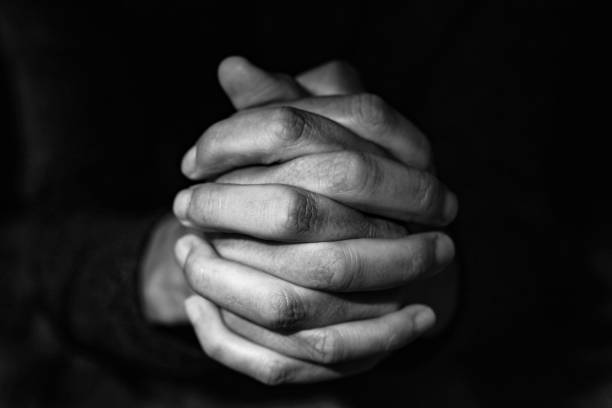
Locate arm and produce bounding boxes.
[0,7,211,376]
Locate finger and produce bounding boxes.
[221,304,435,364]
[212,232,455,291]
[216,151,458,226]
[295,60,364,96]
[185,296,382,385]
[218,56,306,110]
[176,235,405,332]
[173,183,407,242]
[277,93,432,169]
[181,106,389,180]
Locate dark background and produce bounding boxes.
[1,2,610,407]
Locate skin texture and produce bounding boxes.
[141,57,459,384]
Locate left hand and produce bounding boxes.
[173,57,459,384]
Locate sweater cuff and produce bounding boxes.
[38,211,210,377]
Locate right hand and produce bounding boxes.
[172,58,458,384]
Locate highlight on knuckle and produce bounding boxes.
[327,151,378,195]
[263,287,306,331]
[184,251,205,288]
[352,93,393,130]
[259,359,291,386]
[302,328,341,364]
[403,238,431,280]
[197,121,226,159]
[413,172,438,215]
[204,337,226,361]
[383,332,403,352]
[187,185,216,223]
[271,106,307,145]
[310,244,355,291]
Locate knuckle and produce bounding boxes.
[282,189,320,237]
[310,244,356,291]
[327,151,379,195]
[187,185,214,222]
[210,237,231,254]
[383,332,403,352]
[404,239,432,280]
[263,287,306,331]
[183,251,202,287]
[270,107,307,144]
[197,121,225,158]
[204,338,226,361]
[412,171,438,214]
[211,237,243,254]
[259,359,290,386]
[352,93,393,130]
[302,328,342,364]
[183,251,213,292]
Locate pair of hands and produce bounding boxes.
[142,57,458,385]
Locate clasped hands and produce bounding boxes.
[143,57,458,385]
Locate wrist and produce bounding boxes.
[140,214,192,324]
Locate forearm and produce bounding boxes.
[30,210,208,376]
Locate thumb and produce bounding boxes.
[218,56,306,109]
[296,60,365,96]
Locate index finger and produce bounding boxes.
[181,106,390,180]
[279,93,432,170]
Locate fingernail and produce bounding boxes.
[184,296,203,323]
[181,146,197,178]
[434,233,455,266]
[442,191,459,224]
[173,188,193,220]
[414,308,436,332]
[174,235,196,267]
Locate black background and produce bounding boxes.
[1,2,609,407]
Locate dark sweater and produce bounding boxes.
[1,2,606,407]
